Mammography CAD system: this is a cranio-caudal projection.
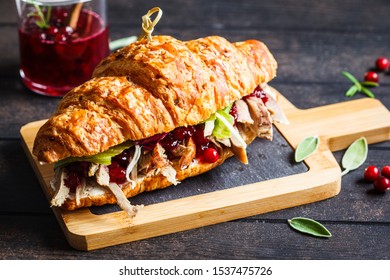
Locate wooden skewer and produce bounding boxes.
[69,2,83,30]
[137,7,163,42]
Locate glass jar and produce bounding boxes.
[16,0,109,97]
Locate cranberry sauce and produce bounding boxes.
[62,147,133,191]
[191,125,218,158]
[18,7,109,96]
[156,125,218,161]
[63,161,89,192]
[108,161,127,184]
[229,102,238,124]
[62,124,224,191]
[160,126,195,154]
[244,85,269,104]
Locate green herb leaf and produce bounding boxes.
[294,135,320,162]
[45,6,52,24]
[32,2,50,29]
[360,81,379,88]
[109,36,138,51]
[342,71,361,90]
[35,20,46,29]
[288,217,332,238]
[342,71,378,98]
[361,87,376,98]
[345,85,358,97]
[341,137,368,176]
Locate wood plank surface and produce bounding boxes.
[18,91,390,250]
[1,0,390,259]
[1,214,390,259]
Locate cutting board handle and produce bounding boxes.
[275,95,390,152]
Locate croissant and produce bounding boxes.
[32,35,281,216]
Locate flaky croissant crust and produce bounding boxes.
[33,35,277,163]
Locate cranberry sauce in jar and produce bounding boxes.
[17,1,109,96]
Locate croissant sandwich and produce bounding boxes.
[32,35,287,217]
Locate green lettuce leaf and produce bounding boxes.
[205,103,235,139]
[215,112,246,148]
[212,110,235,139]
[54,141,134,169]
[204,102,247,149]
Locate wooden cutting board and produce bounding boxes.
[20,92,390,251]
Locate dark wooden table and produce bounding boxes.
[1,0,389,259]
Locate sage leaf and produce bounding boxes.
[294,135,319,162]
[288,217,332,238]
[341,137,368,176]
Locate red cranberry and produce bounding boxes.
[381,166,390,179]
[364,165,380,182]
[376,57,389,71]
[203,147,219,163]
[44,26,59,41]
[64,171,81,193]
[373,176,390,193]
[112,149,131,168]
[108,162,127,184]
[46,26,59,36]
[364,71,379,83]
[55,28,71,43]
